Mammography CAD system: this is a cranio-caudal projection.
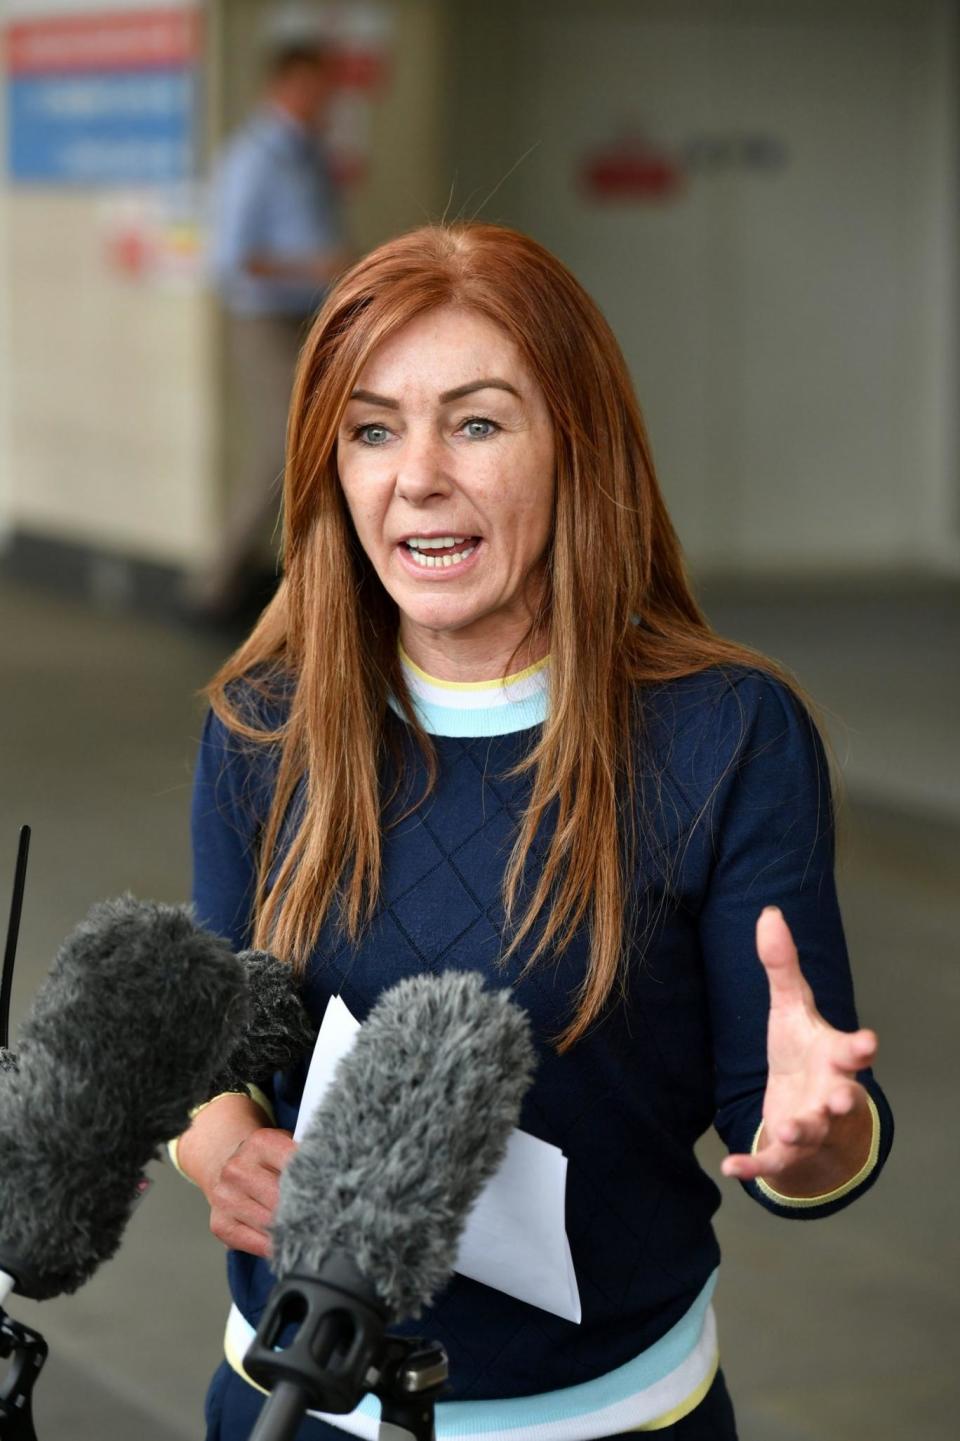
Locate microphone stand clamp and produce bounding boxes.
[0,1307,47,1441]
[372,1335,448,1441]
[244,1253,449,1441]
[245,1262,389,1441]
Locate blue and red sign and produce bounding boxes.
[5,7,202,186]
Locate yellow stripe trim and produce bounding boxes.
[225,1318,269,1395]
[399,643,549,691]
[751,1093,881,1208]
[630,1350,719,1430]
[225,1327,718,1430]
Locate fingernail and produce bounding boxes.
[763,905,782,918]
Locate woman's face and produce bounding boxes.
[336,305,555,656]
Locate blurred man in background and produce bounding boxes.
[196,39,349,621]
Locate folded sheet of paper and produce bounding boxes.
[294,993,582,1324]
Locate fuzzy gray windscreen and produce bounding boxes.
[272,971,536,1322]
[206,950,316,1096]
[0,897,246,1299]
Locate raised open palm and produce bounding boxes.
[721,907,877,1193]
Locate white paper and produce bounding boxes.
[294,993,582,1324]
[294,993,364,1141]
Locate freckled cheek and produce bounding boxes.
[487,512,551,583]
[362,511,393,559]
[340,475,393,550]
[484,480,553,544]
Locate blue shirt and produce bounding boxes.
[190,662,893,1430]
[210,106,341,317]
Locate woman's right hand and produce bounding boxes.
[206,1126,297,1258]
[175,1093,297,1260]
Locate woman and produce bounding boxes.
[174,223,893,1440]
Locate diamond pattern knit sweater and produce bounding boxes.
[190,664,893,1407]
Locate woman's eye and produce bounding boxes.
[461,417,499,440]
[355,424,392,446]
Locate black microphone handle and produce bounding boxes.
[249,1379,314,1441]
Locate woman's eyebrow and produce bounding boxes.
[349,388,399,409]
[347,378,522,409]
[440,378,521,403]
[347,377,518,412]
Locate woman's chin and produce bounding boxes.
[396,598,490,637]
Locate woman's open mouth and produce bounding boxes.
[399,535,482,571]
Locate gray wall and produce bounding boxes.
[446,0,960,577]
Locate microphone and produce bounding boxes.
[205,949,317,1097]
[244,971,537,1441]
[0,896,248,1304]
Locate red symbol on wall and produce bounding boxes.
[105,225,153,278]
[581,135,684,202]
[332,47,389,93]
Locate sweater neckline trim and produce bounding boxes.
[398,644,549,692]
[392,648,549,737]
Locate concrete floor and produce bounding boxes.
[0,574,956,1440]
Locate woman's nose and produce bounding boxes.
[394,429,452,503]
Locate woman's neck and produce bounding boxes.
[398,621,549,683]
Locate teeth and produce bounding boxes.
[406,535,468,550]
[407,544,476,569]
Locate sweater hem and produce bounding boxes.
[222,1270,719,1438]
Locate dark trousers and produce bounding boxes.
[204,1362,738,1440]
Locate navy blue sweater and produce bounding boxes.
[191,664,892,1411]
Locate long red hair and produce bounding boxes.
[208,223,804,1049]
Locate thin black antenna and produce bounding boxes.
[1,825,31,1051]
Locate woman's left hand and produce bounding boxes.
[721,906,877,1197]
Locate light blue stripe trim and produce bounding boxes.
[388,691,548,737]
[227,1270,717,1435]
[426,1271,718,1432]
